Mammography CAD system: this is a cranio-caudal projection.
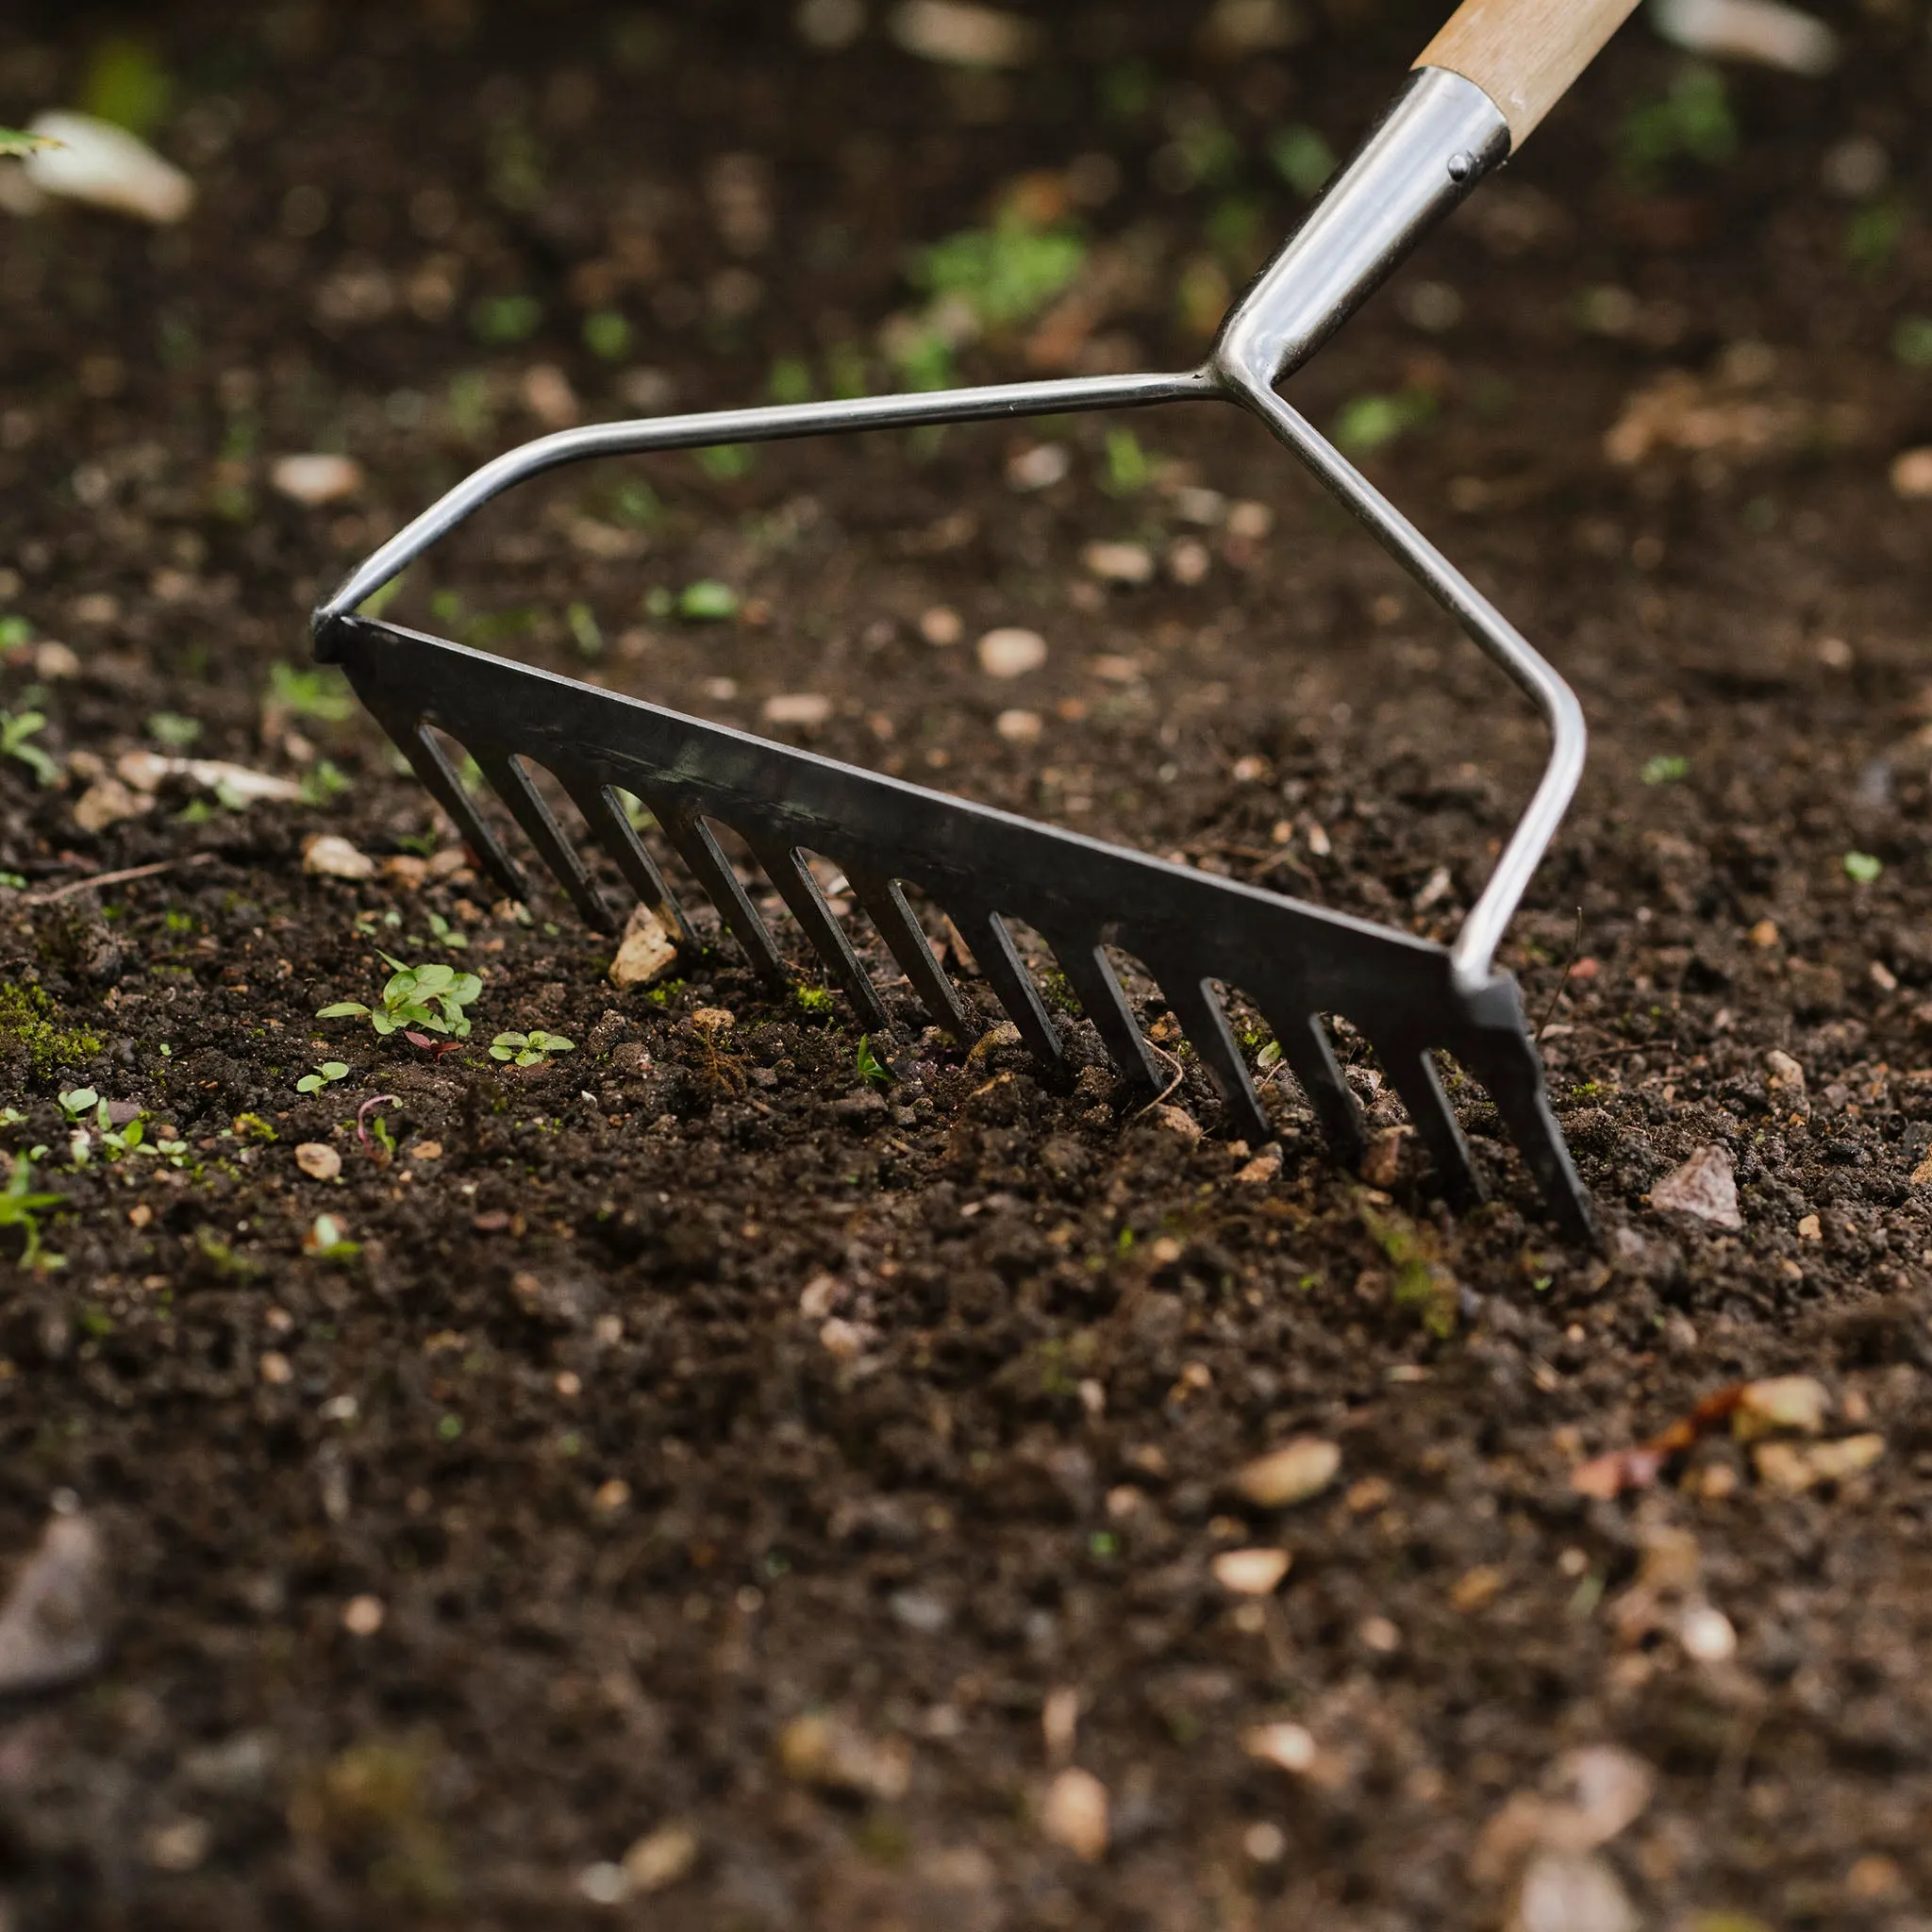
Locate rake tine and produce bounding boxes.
[473,749,615,933]
[1047,938,1166,1092]
[562,777,693,946]
[1460,1038,1596,1246]
[385,715,527,902]
[1156,974,1273,1144]
[635,794,789,984]
[953,906,1065,1072]
[1376,1044,1481,1207]
[847,871,971,1040]
[1259,1006,1367,1165]
[752,843,894,1035]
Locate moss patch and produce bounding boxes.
[0,985,102,1086]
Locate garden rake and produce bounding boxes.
[313,0,1640,1245]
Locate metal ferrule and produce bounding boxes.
[1212,66,1510,394]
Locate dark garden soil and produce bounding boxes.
[5,1,1932,1925]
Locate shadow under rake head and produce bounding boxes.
[313,65,1599,1246]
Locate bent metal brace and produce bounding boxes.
[314,1,1641,1245]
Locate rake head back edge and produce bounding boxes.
[314,58,1608,1246]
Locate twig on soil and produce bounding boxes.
[18,853,213,906]
[1130,1041,1187,1120]
[1534,908,1586,1045]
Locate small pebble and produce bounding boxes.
[0,1514,109,1694]
[270,454,364,506]
[1007,443,1070,491]
[762,691,833,727]
[522,362,578,428]
[1649,1144,1742,1229]
[1167,538,1212,585]
[341,1594,386,1637]
[1211,1547,1291,1595]
[1039,1766,1108,1860]
[1242,1822,1287,1864]
[1890,448,1932,499]
[1234,1438,1341,1508]
[302,834,376,881]
[1678,1603,1738,1662]
[1150,1105,1202,1143]
[258,1352,292,1386]
[777,1711,910,1799]
[995,708,1042,743]
[890,1,1041,69]
[690,1008,736,1034]
[820,1317,867,1360]
[976,627,1048,678]
[1080,540,1154,585]
[608,903,678,989]
[623,1822,700,1894]
[143,1817,213,1874]
[1233,1145,1282,1186]
[295,1142,341,1181]
[1515,1849,1640,1932]
[920,605,963,646]
[1242,1722,1316,1773]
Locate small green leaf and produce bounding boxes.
[1641,753,1690,786]
[677,579,740,622]
[1844,851,1883,884]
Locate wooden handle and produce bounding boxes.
[1415,0,1641,143]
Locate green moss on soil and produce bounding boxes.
[0,985,102,1086]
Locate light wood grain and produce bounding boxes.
[1415,0,1641,142]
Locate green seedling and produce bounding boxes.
[566,601,603,658]
[0,710,57,786]
[146,710,201,750]
[267,660,355,724]
[854,1035,891,1088]
[1333,389,1437,456]
[57,1088,99,1121]
[695,444,754,482]
[1844,852,1883,884]
[1641,754,1690,786]
[425,912,468,951]
[297,1060,350,1095]
[0,129,59,158]
[678,580,740,621]
[319,956,483,1039]
[583,309,632,360]
[914,210,1086,330]
[794,985,834,1017]
[489,1029,575,1067]
[1270,125,1337,199]
[472,292,541,345]
[0,1152,64,1271]
[1103,427,1151,495]
[304,1212,361,1262]
[1621,63,1736,178]
[298,760,352,806]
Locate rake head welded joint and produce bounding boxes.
[311,68,1596,1245]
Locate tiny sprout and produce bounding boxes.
[0,1152,64,1272]
[1641,753,1690,786]
[1844,851,1883,884]
[297,1060,350,1094]
[58,1089,100,1121]
[793,985,834,1017]
[490,1029,575,1067]
[319,954,482,1039]
[854,1035,891,1088]
[304,1212,361,1262]
[0,711,57,787]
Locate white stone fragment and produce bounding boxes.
[270,454,363,506]
[25,111,194,225]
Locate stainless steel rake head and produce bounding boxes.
[314,7,1643,1247]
